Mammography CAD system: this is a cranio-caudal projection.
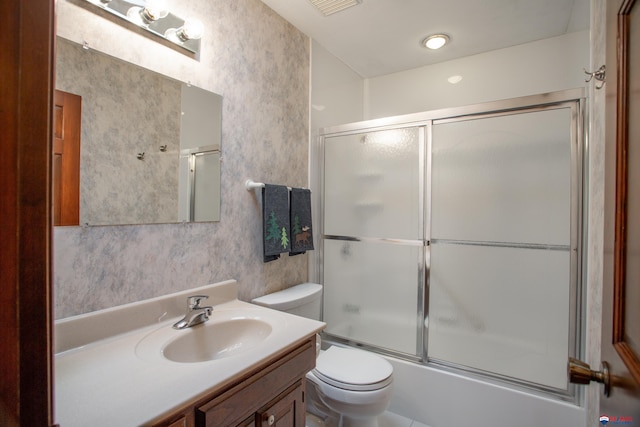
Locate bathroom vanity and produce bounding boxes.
[54,280,325,427]
[154,336,314,427]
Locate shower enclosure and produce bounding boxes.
[315,89,585,399]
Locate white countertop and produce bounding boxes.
[54,280,325,427]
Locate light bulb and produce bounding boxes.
[181,19,203,40]
[126,6,146,25]
[166,19,204,43]
[143,0,169,21]
[127,1,169,26]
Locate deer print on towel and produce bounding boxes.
[291,215,311,247]
[292,214,311,246]
[295,226,311,246]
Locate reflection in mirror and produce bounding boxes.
[54,37,222,226]
[179,145,221,222]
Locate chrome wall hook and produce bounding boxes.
[584,65,606,89]
[159,145,167,152]
[137,152,145,160]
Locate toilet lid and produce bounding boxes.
[313,346,393,391]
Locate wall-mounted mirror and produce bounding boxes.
[54,37,222,226]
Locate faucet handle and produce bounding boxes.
[187,295,209,309]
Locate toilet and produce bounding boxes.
[252,283,393,427]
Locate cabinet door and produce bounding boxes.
[257,382,305,427]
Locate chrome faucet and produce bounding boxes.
[172,295,213,329]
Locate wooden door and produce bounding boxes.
[600,0,640,422]
[53,90,81,226]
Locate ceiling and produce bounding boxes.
[260,0,590,78]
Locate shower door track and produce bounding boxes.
[431,238,571,252]
[323,234,426,246]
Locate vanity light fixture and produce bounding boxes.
[83,0,203,55]
[422,34,449,50]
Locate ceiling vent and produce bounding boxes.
[308,0,362,16]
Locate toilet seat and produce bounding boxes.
[313,346,393,391]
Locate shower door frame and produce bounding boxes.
[313,88,587,402]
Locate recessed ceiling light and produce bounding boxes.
[447,75,463,84]
[422,34,449,50]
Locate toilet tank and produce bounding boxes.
[252,283,322,320]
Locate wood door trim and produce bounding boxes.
[0,0,55,425]
[613,0,640,385]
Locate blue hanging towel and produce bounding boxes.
[289,188,314,256]
[262,184,291,262]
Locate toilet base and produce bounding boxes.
[305,372,390,427]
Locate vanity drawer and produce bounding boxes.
[195,338,315,427]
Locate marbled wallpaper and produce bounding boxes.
[54,0,310,319]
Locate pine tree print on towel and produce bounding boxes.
[266,211,281,244]
[281,227,289,248]
[262,184,291,262]
[266,211,290,248]
[292,214,302,236]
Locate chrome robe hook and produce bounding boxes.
[584,65,606,89]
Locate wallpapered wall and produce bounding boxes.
[54,0,310,319]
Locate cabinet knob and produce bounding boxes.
[267,414,275,425]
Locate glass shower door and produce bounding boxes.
[318,91,584,398]
[322,127,425,356]
[428,106,579,392]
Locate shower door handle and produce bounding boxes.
[568,357,611,396]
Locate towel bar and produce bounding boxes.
[245,179,267,190]
[245,179,310,192]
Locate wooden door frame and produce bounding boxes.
[0,0,55,425]
[613,0,640,385]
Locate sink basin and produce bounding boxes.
[164,318,272,363]
[136,309,281,364]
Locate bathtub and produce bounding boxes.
[324,301,585,426]
[384,355,586,427]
